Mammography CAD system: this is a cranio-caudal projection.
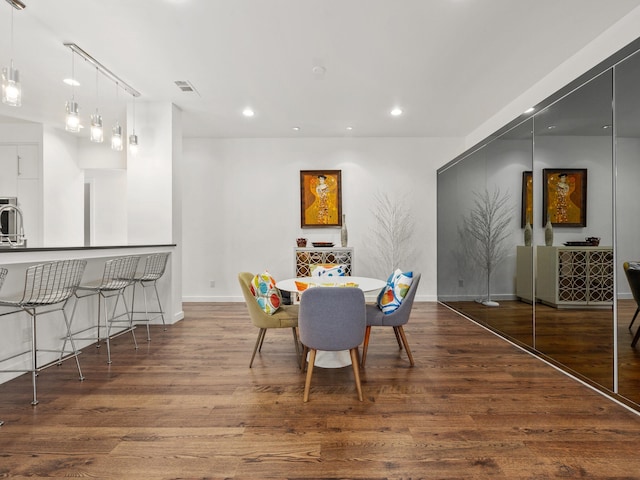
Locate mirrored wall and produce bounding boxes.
[438,38,640,409]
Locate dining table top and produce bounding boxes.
[276,275,386,293]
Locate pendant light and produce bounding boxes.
[2,3,23,107]
[90,67,103,143]
[65,50,80,132]
[129,95,139,154]
[111,82,123,151]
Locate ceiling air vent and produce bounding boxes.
[174,80,200,95]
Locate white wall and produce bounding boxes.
[84,169,128,245]
[465,5,640,151]
[181,136,462,302]
[42,126,84,247]
[127,102,174,245]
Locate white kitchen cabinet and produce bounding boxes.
[0,145,19,196]
[0,143,41,245]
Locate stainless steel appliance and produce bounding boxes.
[0,197,18,238]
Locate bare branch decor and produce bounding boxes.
[459,188,513,307]
[369,191,417,278]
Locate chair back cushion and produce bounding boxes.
[299,287,366,351]
[377,269,414,314]
[624,262,640,307]
[250,271,282,315]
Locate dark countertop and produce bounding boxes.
[0,244,176,253]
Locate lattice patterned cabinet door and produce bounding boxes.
[588,250,614,303]
[295,247,353,277]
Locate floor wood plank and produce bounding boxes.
[1,301,640,478]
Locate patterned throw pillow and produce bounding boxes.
[377,269,414,314]
[309,263,346,277]
[250,271,282,315]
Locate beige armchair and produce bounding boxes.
[238,272,300,367]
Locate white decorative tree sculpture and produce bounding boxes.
[459,188,513,307]
[369,191,417,278]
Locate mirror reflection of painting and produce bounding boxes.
[300,170,342,228]
[542,168,587,227]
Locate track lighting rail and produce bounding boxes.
[63,43,140,97]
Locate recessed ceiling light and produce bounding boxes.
[524,107,535,114]
[63,78,80,87]
[547,125,556,129]
[292,126,300,131]
[390,107,403,116]
[602,124,612,129]
[346,126,353,131]
[242,107,254,117]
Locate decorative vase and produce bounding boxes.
[524,223,532,246]
[545,219,553,246]
[341,214,348,247]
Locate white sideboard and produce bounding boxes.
[294,247,353,277]
[535,245,613,308]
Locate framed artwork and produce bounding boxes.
[542,168,587,227]
[300,170,342,228]
[521,171,533,227]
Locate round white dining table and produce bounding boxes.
[276,276,386,368]
[276,276,386,294]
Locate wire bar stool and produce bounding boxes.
[0,260,87,406]
[69,255,140,364]
[0,267,7,423]
[127,252,170,341]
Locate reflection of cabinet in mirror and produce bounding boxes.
[516,246,534,303]
[536,246,613,308]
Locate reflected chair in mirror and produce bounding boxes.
[299,287,366,402]
[127,252,170,341]
[70,255,140,364]
[361,273,421,368]
[238,272,300,368]
[0,259,87,405]
[623,262,640,347]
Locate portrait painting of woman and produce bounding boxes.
[542,168,587,227]
[300,170,342,227]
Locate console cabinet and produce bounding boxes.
[536,245,613,308]
[294,247,353,277]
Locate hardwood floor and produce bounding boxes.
[2,301,640,478]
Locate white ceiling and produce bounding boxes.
[1,0,639,139]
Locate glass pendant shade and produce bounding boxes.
[90,112,104,143]
[65,100,80,132]
[2,63,21,106]
[129,133,138,154]
[111,122,123,151]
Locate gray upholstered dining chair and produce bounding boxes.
[238,272,300,367]
[298,287,366,402]
[361,273,421,367]
[624,262,640,347]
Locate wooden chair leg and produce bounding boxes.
[350,348,363,401]
[633,326,640,348]
[630,308,640,329]
[291,327,301,367]
[301,345,308,371]
[249,328,266,368]
[303,349,316,402]
[393,327,403,349]
[258,328,267,352]
[395,326,414,366]
[361,326,371,367]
